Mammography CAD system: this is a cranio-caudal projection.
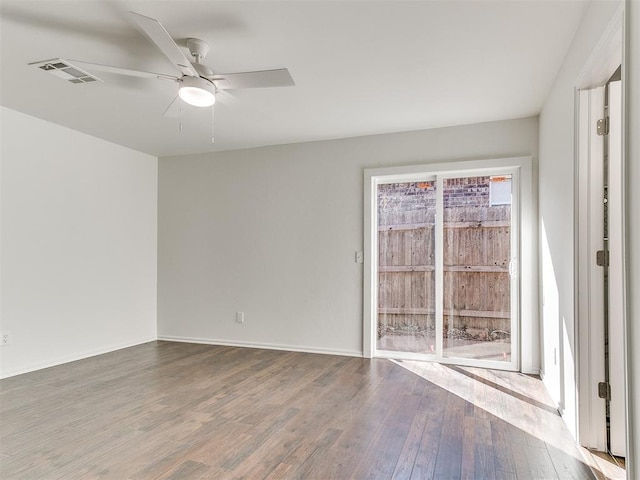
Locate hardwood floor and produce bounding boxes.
[1,341,596,479]
[584,450,625,480]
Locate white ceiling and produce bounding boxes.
[0,0,587,157]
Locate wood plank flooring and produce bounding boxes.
[0,341,597,479]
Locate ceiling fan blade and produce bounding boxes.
[215,90,273,121]
[129,11,198,77]
[215,90,238,106]
[67,60,179,81]
[210,68,295,90]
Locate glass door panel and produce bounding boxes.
[441,175,513,362]
[377,181,436,354]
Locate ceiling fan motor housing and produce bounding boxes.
[187,38,210,61]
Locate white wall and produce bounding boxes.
[624,0,640,476]
[538,0,622,439]
[158,117,539,363]
[0,107,158,378]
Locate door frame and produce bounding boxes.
[573,4,626,453]
[363,156,535,372]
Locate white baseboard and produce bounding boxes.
[157,335,363,358]
[0,336,157,379]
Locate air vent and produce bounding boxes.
[28,58,102,84]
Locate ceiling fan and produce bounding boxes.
[32,11,295,111]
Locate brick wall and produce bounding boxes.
[377,177,497,225]
[443,176,490,208]
[377,181,436,225]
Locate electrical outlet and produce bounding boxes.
[1,333,9,346]
[236,312,244,324]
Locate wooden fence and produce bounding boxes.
[378,205,511,340]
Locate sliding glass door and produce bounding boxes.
[377,180,437,354]
[441,174,514,364]
[373,168,519,370]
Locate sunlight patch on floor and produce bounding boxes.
[392,359,588,466]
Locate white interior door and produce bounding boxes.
[577,80,626,458]
[607,79,625,457]
[577,86,607,451]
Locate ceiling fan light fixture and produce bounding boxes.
[179,76,216,107]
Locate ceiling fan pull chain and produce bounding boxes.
[179,84,183,133]
[211,105,215,144]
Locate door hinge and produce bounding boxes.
[597,117,609,136]
[596,250,609,267]
[598,381,611,401]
